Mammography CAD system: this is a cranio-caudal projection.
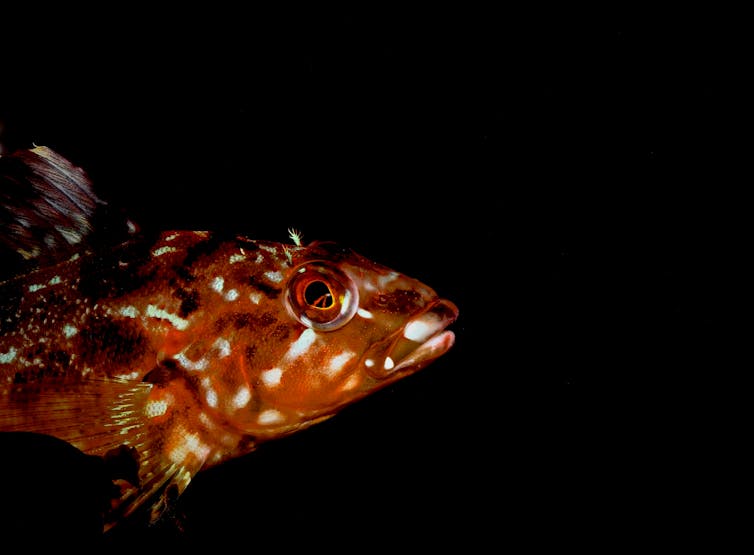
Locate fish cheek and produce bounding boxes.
[264,352,358,412]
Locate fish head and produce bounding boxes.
[205,239,458,442]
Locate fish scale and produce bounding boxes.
[0,145,458,532]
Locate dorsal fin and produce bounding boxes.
[0,145,102,260]
[0,145,137,277]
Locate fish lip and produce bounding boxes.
[392,328,456,373]
[366,298,459,378]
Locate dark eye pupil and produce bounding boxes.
[304,280,333,308]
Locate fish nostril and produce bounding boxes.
[429,299,459,322]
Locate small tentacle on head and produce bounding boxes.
[288,228,303,247]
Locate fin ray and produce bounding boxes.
[0,378,151,454]
[0,377,202,530]
[0,145,102,266]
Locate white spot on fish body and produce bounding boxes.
[261,368,283,387]
[165,232,179,241]
[146,305,189,330]
[213,337,231,358]
[206,389,218,408]
[364,358,375,368]
[357,308,373,319]
[225,289,239,301]
[384,357,395,371]
[169,428,211,465]
[232,385,251,409]
[186,432,210,457]
[201,377,218,408]
[152,245,178,257]
[28,283,46,292]
[229,253,246,264]
[63,324,78,338]
[145,399,169,418]
[175,352,209,371]
[198,412,214,429]
[48,275,62,285]
[0,347,17,364]
[326,351,355,377]
[286,328,317,359]
[211,276,225,293]
[258,409,285,425]
[119,306,139,318]
[264,270,283,283]
[249,292,262,304]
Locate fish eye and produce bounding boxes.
[284,262,359,331]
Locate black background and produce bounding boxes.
[0,7,739,550]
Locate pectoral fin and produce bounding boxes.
[0,377,201,531]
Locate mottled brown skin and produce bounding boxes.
[0,229,457,529]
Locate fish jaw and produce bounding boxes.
[361,298,459,382]
[393,328,456,373]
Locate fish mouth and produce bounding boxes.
[365,299,459,379]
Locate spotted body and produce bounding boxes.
[0,147,458,531]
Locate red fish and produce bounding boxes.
[0,146,458,531]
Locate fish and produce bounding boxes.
[0,145,458,532]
